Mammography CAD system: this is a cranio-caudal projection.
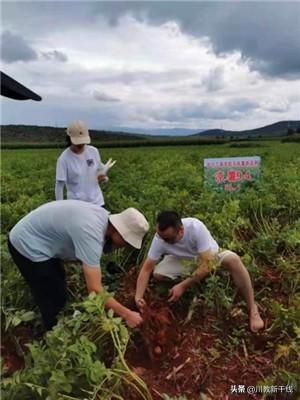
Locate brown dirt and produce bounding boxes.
[2,265,297,400]
[1,325,35,375]
[140,300,178,361]
[124,304,281,400]
[117,266,297,400]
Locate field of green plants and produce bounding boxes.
[1,141,300,399]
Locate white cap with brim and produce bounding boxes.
[109,208,150,249]
[67,120,91,145]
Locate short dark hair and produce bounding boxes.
[157,211,182,231]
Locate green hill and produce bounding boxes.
[1,120,299,147]
[0,125,146,143]
[194,121,300,138]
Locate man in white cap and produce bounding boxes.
[135,211,264,333]
[8,200,149,330]
[55,121,115,207]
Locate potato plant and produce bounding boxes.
[1,142,299,398]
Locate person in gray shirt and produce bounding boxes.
[8,200,149,330]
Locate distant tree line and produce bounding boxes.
[287,126,300,136]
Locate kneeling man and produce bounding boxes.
[135,211,264,332]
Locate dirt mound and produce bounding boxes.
[140,301,178,361]
[120,267,281,400]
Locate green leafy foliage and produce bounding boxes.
[2,293,151,400]
[1,142,300,398]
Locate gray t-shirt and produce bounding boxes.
[9,200,109,267]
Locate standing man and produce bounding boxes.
[135,211,264,333]
[8,200,149,330]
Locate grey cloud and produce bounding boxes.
[94,2,300,79]
[4,2,299,77]
[2,2,298,129]
[42,50,68,62]
[2,3,96,37]
[1,30,37,63]
[144,98,258,123]
[265,104,289,113]
[1,93,125,128]
[93,90,121,102]
[261,101,290,113]
[93,68,196,87]
[204,3,300,79]
[203,66,225,92]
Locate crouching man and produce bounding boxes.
[135,211,264,333]
[8,200,149,330]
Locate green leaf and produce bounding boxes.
[21,311,36,322]
[11,316,22,327]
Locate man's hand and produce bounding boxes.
[135,297,147,311]
[125,310,143,328]
[82,264,142,328]
[168,283,185,302]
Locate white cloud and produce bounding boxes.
[1,10,299,131]
[93,90,120,103]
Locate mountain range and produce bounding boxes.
[1,120,299,143]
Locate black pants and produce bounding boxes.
[8,238,67,330]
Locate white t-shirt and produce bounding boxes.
[56,145,104,206]
[148,218,219,261]
[9,200,109,267]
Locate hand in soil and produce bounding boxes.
[168,283,185,302]
[125,311,143,328]
[249,304,265,332]
[135,298,147,311]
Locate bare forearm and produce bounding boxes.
[136,268,152,299]
[88,285,130,319]
[105,296,130,319]
[83,264,135,322]
[181,264,210,290]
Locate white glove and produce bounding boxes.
[97,158,116,183]
[72,310,81,318]
[99,158,116,175]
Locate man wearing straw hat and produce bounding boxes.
[8,200,149,331]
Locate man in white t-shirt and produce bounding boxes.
[135,211,264,333]
[8,200,149,331]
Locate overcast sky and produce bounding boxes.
[1,1,300,132]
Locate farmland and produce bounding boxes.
[1,141,300,400]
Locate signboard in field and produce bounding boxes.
[204,156,261,192]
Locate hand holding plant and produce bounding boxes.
[125,310,143,328]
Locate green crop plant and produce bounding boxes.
[1,141,300,398]
[2,292,152,400]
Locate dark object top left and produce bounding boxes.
[1,71,42,101]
